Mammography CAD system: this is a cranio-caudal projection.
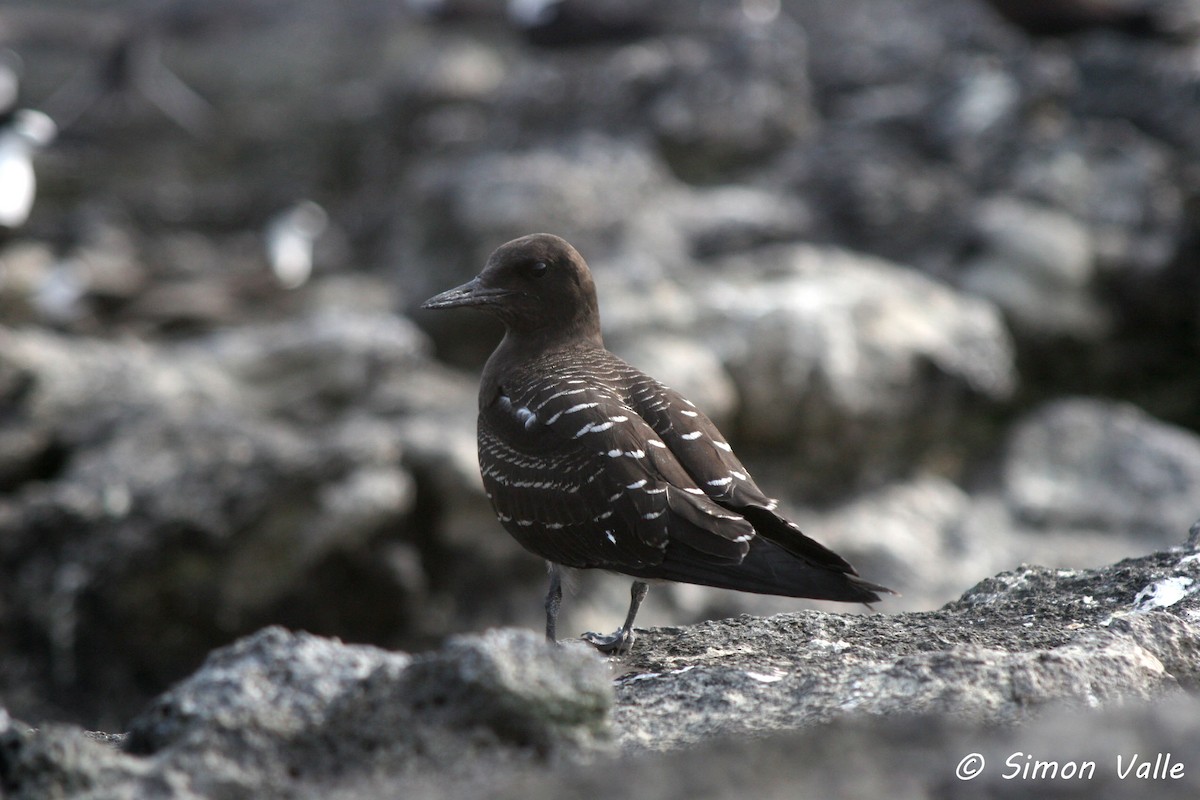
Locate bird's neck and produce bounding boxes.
[480,323,604,405]
[499,323,604,366]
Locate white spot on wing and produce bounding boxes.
[564,402,599,415]
[574,420,615,437]
[626,479,648,489]
[681,431,703,440]
[535,387,589,410]
[680,410,699,417]
[547,401,599,425]
[707,476,733,486]
[714,441,733,452]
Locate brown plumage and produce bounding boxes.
[423,233,892,653]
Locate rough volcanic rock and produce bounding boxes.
[1001,398,1200,541]
[2,540,1198,799]
[3,3,1200,790]
[1,627,613,800]
[686,244,1015,492]
[447,697,1200,800]
[612,546,1199,749]
[961,196,1107,339]
[0,317,480,728]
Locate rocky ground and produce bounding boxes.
[3,536,1199,797]
[1,0,1199,796]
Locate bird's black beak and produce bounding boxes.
[421,277,510,310]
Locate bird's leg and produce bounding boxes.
[581,580,648,655]
[545,563,563,644]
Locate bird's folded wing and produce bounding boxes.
[480,384,754,570]
[623,369,860,575]
[622,371,776,509]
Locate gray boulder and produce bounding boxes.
[613,546,1199,749]
[3,539,1198,798]
[1,627,613,800]
[961,196,1108,340]
[456,697,1200,800]
[687,244,1014,491]
[595,242,1014,495]
[0,315,483,728]
[805,398,1200,611]
[1003,398,1200,540]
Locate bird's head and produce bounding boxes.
[422,233,602,344]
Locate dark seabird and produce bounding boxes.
[423,233,892,653]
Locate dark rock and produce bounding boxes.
[124,624,602,766]
[1002,120,1183,284]
[0,712,153,800]
[1073,32,1200,157]
[611,544,1199,749]
[508,0,661,48]
[982,0,1200,41]
[3,627,612,799]
[1001,398,1200,542]
[682,244,1014,492]
[466,698,1200,800]
[3,3,1200,793]
[0,319,451,728]
[399,629,614,750]
[3,542,1199,798]
[961,196,1108,339]
[813,399,1200,610]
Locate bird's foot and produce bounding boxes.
[580,628,635,655]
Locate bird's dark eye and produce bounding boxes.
[526,261,549,278]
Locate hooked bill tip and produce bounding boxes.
[421,278,512,310]
[421,279,477,310]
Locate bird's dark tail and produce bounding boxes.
[642,536,892,603]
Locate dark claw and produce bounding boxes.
[580,628,635,655]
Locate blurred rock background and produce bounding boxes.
[0,0,1197,731]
